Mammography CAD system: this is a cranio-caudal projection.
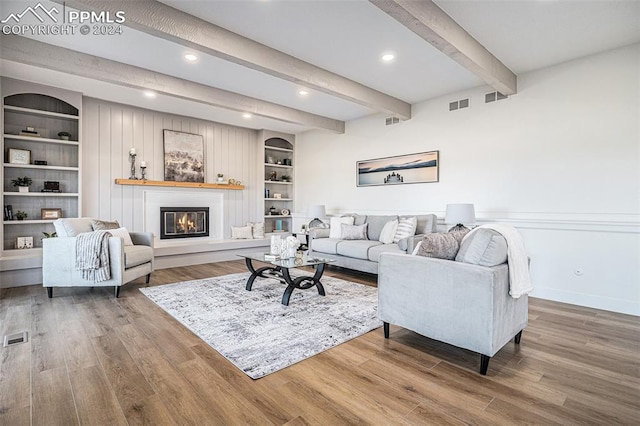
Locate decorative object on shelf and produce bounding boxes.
[228,178,236,185]
[269,206,277,215]
[275,219,283,231]
[236,180,241,185]
[217,173,224,183]
[11,176,32,193]
[264,188,270,198]
[140,160,147,180]
[15,236,33,249]
[308,204,326,228]
[269,171,277,181]
[270,235,282,255]
[163,129,204,183]
[283,159,292,166]
[273,193,282,199]
[357,150,439,187]
[4,205,14,221]
[281,208,290,216]
[42,231,57,238]
[128,147,138,180]
[277,160,282,165]
[445,203,476,231]
[42,181,60,193]
[57,131,71,141]
[8,148,31,164]
[266,156,275,164]
[20,126,40,137]
[15,210,28,220]
[281,175,291,182]
[34,160,48,165]
[41,208,62,220]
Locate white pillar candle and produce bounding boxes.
[140,161,147,167]
[129,148,136,155]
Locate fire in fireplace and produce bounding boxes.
[160,207,209,239]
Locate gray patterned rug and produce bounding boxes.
[140,272,381,379]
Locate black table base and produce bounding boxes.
[244,257,326,306]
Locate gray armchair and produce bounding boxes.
[43,218,154,298]
[378,252,528,374]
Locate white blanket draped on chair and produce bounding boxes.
[75,230,112,282]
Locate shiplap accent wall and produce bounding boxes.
[82,98,259,238]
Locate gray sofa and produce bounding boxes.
[308,213,437,274]
[377,250,528,375]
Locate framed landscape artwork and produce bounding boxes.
[163,129,205,182]
[356,151,439,187]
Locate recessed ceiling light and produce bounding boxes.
[242,112,252,119]
[381,53,395,62]
[297,89,309,96]
[143,90,156,98]
[184,53,198,62]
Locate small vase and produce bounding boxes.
[18,186,28,193]
[286,246,297,258]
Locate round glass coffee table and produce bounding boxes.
[238,253,335,306]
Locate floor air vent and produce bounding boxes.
[3,331,28,347]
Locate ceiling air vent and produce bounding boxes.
[3,331,28,347]
[449,98,469,111]
[385,116,401,126]
[485,91,509,103]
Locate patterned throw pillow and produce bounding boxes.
[393,216,417,243]
[108,227,134,246]
[92,219,120,231]
[231,225,253,239]
[416,233,460,260]
[341,223,368,240]
[378,220,399,244]
[247,222,265,238]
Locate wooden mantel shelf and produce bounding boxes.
[114,179,245,190]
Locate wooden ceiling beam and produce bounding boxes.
[0,35,345,133]
[54,0,412,120]
[370,0,517,95]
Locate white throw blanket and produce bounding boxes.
[76,230,112,282]
[463,224,533,298]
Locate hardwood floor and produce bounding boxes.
[1,260,638,425]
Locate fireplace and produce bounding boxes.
[160,207,209,239]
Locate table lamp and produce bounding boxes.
[308,204,326,228]
[445,203,476,231]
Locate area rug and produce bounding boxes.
[140,272,381,379]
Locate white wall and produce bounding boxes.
[82,98,260,238]
[295,44,640,315]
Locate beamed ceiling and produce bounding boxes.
[0,0,639,134]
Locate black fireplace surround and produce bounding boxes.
[160,207,209,239]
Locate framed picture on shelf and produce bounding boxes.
[8,148,31,165]
[41,208,62,220]
[163,129,205,183]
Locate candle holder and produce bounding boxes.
[140,165,147,180]
[129,152,138,180]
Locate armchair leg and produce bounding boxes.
[114,286,120,298]
[383,322,390,338]
[146,273,151,284]
[480,354,491,375]
[46,287,52,298]
[515,330,523,344]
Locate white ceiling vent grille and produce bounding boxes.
[449,98,469,111]
[485,91,509,103]
[385,116,401,126]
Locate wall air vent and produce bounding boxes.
[3,331,28,347]
[385,116,401,126]
[449,98,470,111]
[485,91,509,103]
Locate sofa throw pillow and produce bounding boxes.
[231,225,253,239]
[247,222,264,239]
[416,233,459,260]
[393,216,417,243]
[455,228,508,266]
[329,216,355,239]
[92,219,120,231]
[341,223,368,240]
[108,227,134,246]
[378,220,398,244]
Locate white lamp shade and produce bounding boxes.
[445,203,476,225]
[308,204,326,219]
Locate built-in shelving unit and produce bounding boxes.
[2,78,82,253]
[263,135,294,233]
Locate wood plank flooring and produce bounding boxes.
[1,260,638,425]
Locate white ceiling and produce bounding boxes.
[1,0,639,133]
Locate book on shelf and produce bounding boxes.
[19,131,41,137]
[4,205,13,221]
